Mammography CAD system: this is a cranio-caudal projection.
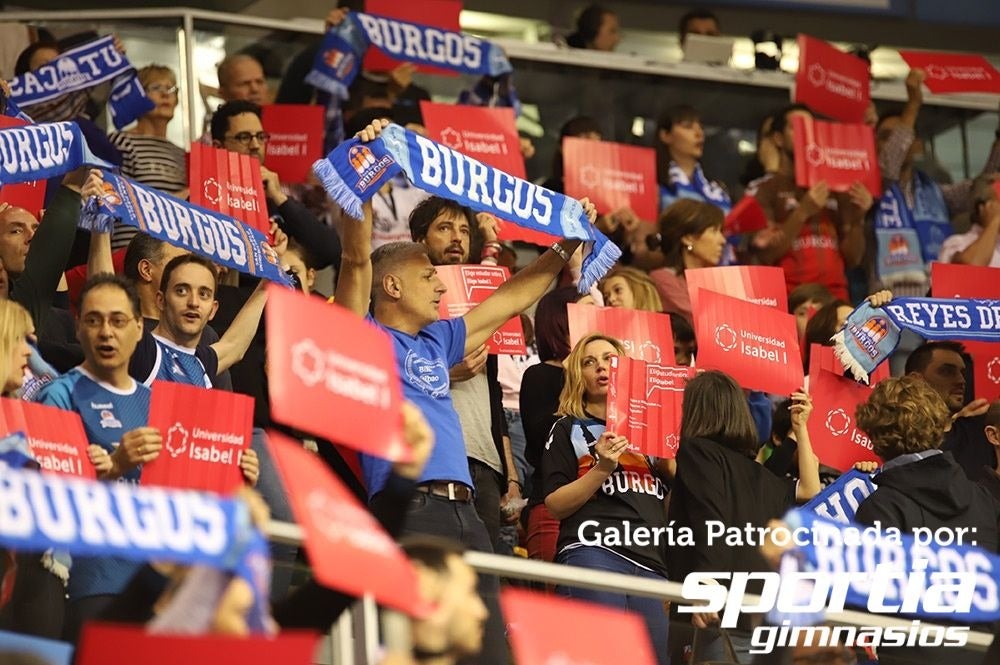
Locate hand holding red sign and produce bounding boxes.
[685,265,788,315]
[502,588,657,665]
[795,34,870,123]
[607,356,694,458]
[562,136,658,223]
[189,142,270,235]
[725,196,769,236]
[0,398,94,478]
[693,289,804,395]
[792,115,880,196]
[266,429,425,615]
[435,265,526,354]
[261,105,325,185]
[142,382,253,494]
[899,50,1000,95]
[265,284,409,461]
[808,368,881,472]
[567,303,675,365]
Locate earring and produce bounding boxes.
[686,244,693,251]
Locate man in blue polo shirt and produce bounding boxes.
[335,119,597,665]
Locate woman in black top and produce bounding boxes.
[542,333,672,665]
[668,370,819,663]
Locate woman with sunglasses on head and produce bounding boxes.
[108,65,188,250]
[542,333,672,665]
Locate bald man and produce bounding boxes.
[216,53,268,105]
[0,203,39,277]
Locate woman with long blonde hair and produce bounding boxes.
[542,333,671,665]
[599,265,663,312]
[0,299,34,397]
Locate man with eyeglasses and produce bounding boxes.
[34,274,162,643]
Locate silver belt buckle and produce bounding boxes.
[447,482,456,501]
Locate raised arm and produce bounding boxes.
[462,201,596,355]
[878,69,923,183]
[790,391,821,501]
[211,280,268,372]
[754,181,829,266]
[83,171,115,276]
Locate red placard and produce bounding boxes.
[725,196,769,236]
[808,368,882,472]
[930,262,1000,401]
[77,623,318,665]
[189,142,270,235]
[261,104,325,185]
[793,115,880,196]
[685,265,788,315]
[562,136,658,223]
[142,382,252,494]
[567,303,675,365]
[264,284,408,461]
[693,288,804,395]
[266,429,424,615]
[435,264,526,354]
[809,343,889,386]
[419,101,554,245]
[502,588,657,665]
[795,34,870,123]
[0,115,45,217]
[899,50,1000,95]
[607,356,694,458]
[363,0,462,75]
[0,398,94,478]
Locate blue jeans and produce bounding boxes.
[250,428,297,601]
[557,546,670,665]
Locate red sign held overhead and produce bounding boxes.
[607,356,694,459]
[792,115,880,196]
[189,142,270,235]
[795,34,870,124]
[725,196,769,236]
[502,588,657,665]
[142,382,253,494]
[0,398,94,478]
[261,105,325,185]
[563,136,659,223]
[0,115,45,217]
[363,0,462,76]
[567,303,675,365]
[693,288,804,395]
[435,264,526,354]
[264,284,409,461]
[899,50,1000,95]
[930,262,1000,401]
[266,429,425,615]
[808,368,882,472]
[685,265,788,316]
[77,623,318,665]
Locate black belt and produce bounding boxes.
[416,481,474,502]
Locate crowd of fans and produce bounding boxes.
[1,3,999,665]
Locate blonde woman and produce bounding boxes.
[0,299,33,397]
[599,265,664,312]
[541,333,671,665]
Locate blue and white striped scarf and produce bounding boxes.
[0,121,112,185]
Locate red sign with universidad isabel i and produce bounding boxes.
[694,289,804,395]
[142,381,253,494]
[562,136,658,222]
[607,356,694,459]
[567,303,675,365]
[0,398,94,478]
[795,34,870,124]
[435,264,526,354]
[793,115,880,196]
[261,104,325,185]
[685,265,788,316]
[189,142,270,235]
[899,50,1000,95]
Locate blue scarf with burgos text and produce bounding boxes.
[0,121,113,185]
[8,36,154,130]
[313,123,620,292]
[0,461,260,571]
[79,171,292,288]
[784,508,1000,623]
[2,96,34,123]
[802,469,877,525]
[306,12,513,100]
[833,297,1000,383]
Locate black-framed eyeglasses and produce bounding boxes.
[225,131,270,146]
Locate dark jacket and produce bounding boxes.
[856,451,1000,553]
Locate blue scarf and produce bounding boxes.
[874,171,952,289]
[80,171,293,288]
[785,508,1000,623]
[306,12,513,100]
[0,121,113,185]
[457,74,522,117]
[8,36,153,131]
[659,162,732,214]
[833,297,1000,383]
[2,97,33,123]
[313,123,620,291]
[0,461,261,572]
[0,433,33,469]
[802,469,877,525]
